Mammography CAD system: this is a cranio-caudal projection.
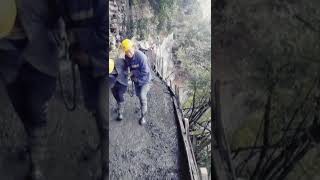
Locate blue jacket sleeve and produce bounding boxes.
[137,53,151,86]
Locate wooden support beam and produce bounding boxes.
[148,52,200,179]
[200,167,209,180]
[173,97,200,180]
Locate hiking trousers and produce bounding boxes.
[2,62,56,179]
[78,66,109,179]
[134,82,151,117]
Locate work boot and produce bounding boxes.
[139,116,146,125]
[117,102,124,120]
[139,102,147,125]
[139,110,147,125]
[26,128,47,180]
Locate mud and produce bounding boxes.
[0,77,102,180]
[0,69,189,179]
[109,75,189,179]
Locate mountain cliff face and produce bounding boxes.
[109,0,189,103]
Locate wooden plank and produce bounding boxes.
[173,97,200,180]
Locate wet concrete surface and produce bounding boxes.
[0,78,102,180]
[109,75,189,179]
[0,71,189,180]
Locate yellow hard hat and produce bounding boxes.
[0,0,17,39]
[109,59,115,74]
[121,39,134,52]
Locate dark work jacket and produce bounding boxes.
[61,0,108,77]
[114,58,129,86]
[0,0,61,82]
[125,50,152,86]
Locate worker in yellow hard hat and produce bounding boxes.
[121,39,134,55]
[0,0,17,38]
[109,57,129,120]
[121,38,152,125]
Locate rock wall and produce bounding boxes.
[109,0,187,104]
[109,0,128,51]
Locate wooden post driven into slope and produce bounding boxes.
[213,80,237,180]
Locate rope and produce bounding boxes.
[58,62,77,111]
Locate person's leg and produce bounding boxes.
[0,49,24,84]
[140,83,151,117]
[79,67,99,111]
[109,74,116,89]
[134,83,142,113]
[79,68,108,180]
[7,63,56,180]
[25,63,56,180]
[118,83,127,120]
[135,83,151,125]
[110,84,119,114]
[96,76,108,180]
[112,82,127,120]
[6,73,29,125]
[111,82,121,102]
[1,50,28,124]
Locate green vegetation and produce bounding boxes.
[148,0,178,32]
[173,0,212,175]
[214,0,320,179]
[137,18,149,39]
[130,0,212,175]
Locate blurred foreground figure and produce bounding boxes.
[58,1,108,179]
[0,0,60,179]
[0,0,108,179]
[121,39,152,125]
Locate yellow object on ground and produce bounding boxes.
[0,0,17,38]
[109,59,115,74]
[121,39,134,52]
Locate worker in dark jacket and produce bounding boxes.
[122,39,152,125]
[1,0,108,179]
[109,58,129,120]
[0,1,61,179]
[59,1,109,179]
